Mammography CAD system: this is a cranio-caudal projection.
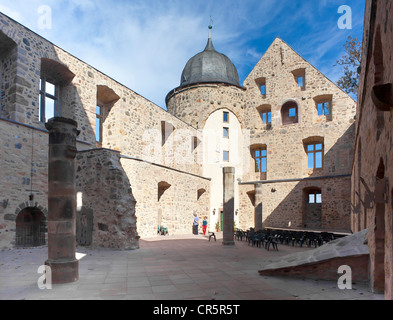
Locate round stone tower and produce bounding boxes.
[166,25,245,129]
[166,26,247,233]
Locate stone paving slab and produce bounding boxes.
[0,233,384,301]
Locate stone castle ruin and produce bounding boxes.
[1,0,393,299]
[0,12,356,252]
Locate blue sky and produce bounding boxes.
[0,0,365,109]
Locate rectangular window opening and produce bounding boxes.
[39,78,58,123]
[223,112,229,123]
[223,151,230,162]
[318,102,331,116]
[289,108,297,118]
[96,105,103,143]
[223,127,229,138]
[254,148,267,173]
[308,193,322,204]
[306,143,324,170]
[260,84,266,96]
[262,111,272,124]
[297,76,304,89]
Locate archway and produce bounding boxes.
[372,158,386,293]
[15,207,46,247]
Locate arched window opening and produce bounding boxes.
[281,101,299,125]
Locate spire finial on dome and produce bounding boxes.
[205,16,215,51]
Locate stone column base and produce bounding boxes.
[45,259,79,284]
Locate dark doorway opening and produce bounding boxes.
[16,207,46,247]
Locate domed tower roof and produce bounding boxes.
[179,26,241,88]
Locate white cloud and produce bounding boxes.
[0,0,365,109]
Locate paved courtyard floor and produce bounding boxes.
[0,233,384,301]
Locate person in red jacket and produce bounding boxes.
[202,216,208,235]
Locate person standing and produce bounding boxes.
[193,213,199,235]
[202,216,208,235]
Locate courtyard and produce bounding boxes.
[0,233,383,301]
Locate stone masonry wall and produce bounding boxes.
[352,0,393,299]
[240,38,355,232]
[76,149,139,250]
[0,12,210,248]
[0,117,90,249]
[169,37,356,233]
[120,158,210,238]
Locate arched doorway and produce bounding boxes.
[372,158,386,293]
[15,207,46,247]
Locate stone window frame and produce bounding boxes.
[158,181,171,202]
[281,100,299,125]
[197,188,206,201]
[39,77,59,123]
[292,68,306,91]
[39,58,76,124]
[0,30,17,119]
[161,121,176,147]
[192,136,201,152]
[304,187,322,204]
[255,77,267,98]
[257,104,272,129]
[303,136,324,170]
[96,85,120,148]
[313,94,333,121]
[250,144,268,180]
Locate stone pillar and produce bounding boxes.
[223,167,235,246]
[45,117,79,284]
[254,183,263,231]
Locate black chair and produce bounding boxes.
[235,230,245,241]
[291,231,306,247]
[247,231,256,246]
[252,233,266,248]
[321,232,335,244]
[265,235,278,251]
[306,232,318,248]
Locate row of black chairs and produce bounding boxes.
[235,228,336,249]
[236,229,278,251]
